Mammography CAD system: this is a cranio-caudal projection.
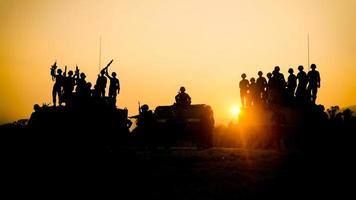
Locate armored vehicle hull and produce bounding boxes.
[153,104,214,148]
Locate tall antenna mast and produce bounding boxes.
[99,36,102,72]
[307,33,310,70]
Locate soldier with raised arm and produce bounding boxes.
[105,68,120,106]
[50,61,64,106]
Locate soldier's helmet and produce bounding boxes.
[274,66,280,72]
[298,65,304,71]
[68,70,74,76]
[112,72,117,77]
[258,71,263,76]
[180,86,186,92]
[288,68,294,73]
[141,104,149,112]
[267,72,272,78]
[250,77,256,83]
[57,69,63,74]
[310,64,317,69]
[241,73,247,79]
[80,73,86,79]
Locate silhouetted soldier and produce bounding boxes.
[75,72,87,97]
[287,68,297,100]
[95,70,107,98]
[130,104,155,147]
[50,62,64,106]
[307,64,321,104]
[272,66,286,90]
[63,70,76,105]
[269,66,286,105]
[248,77,258,106]
[256,71,267,103]
[105,70,120,106]
[239,73,249,107]
[296,65,308,104]
[175,86,191,106]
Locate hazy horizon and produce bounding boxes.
[1,0,356,125]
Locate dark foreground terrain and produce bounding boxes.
[2,147,353,199]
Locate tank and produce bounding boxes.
[153,104,214,149]
[28,98,131,153]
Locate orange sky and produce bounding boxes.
[1,0,356,124]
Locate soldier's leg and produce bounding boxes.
[52,86,57,106]
[312,86,318,104]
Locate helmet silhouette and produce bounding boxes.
[298,65,304,71]
[288,68,294,73]
[180,86,186,92]
[141,104,149,111]
[274,66,280,72]
[241,73,247,79]
[258,71,263,76]
[311,64,316,69]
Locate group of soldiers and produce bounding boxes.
[50,60,120,107]
[239,64,321,107]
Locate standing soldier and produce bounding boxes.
[50,62,64,106]
[63,70,76,105]
[75,72,88,97]
[105,70,120,106]
[95,70,107,98]
[296,65,308,104]
[307,64,321,104]
[286,68,297,100]
[239,73,249,107]
[266,72,273,104]
[248,77,258,106]
[256,71,267,103]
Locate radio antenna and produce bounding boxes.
[307,33,310,70]
[99,36,102,72]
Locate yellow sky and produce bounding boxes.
[1,0,356,124]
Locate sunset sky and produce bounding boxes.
[1,0,356,124]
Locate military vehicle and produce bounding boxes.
[153,104,214,149]
[27,98,131,153]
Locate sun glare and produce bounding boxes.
[231,105,241,117]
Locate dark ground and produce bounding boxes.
[2,147,353,199]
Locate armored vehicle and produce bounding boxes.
[153,104,214,148]
[27,98,131,153]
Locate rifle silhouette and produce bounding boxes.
[100,59,114,74]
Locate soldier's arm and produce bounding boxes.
[317,72,321,87]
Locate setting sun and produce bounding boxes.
[231,106,241,117]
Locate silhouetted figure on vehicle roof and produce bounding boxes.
[248,77,258,106]
[256,71,267,103]
[50,61,64,106]
[130,104,155,147]
[105,69,120,106]
[287,68,297,101]
[175,86,191,106]
[75,72,88,97]
[239,73,249,107]
[95,70,107,98]
[307,64,321,104]
[296,65,308,104]
[63,69,76,106]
